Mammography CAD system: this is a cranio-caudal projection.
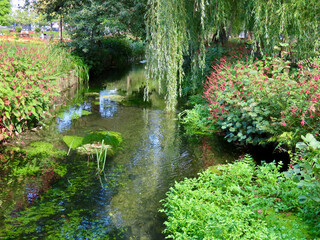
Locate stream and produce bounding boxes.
[0,65,238,239]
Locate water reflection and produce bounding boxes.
[108,110,182,239]
[99,89,118,118]
[56,102,92,132]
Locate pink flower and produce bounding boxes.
[301,120,305,126]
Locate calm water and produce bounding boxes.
[0,65,237,239]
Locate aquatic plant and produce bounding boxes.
[95,140,108,174]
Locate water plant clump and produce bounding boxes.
[63,130,123,156]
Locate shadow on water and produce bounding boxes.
[0,64,239,239]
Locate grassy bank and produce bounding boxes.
[0,40,88,142]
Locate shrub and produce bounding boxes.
[0,42,88,142]
[203,51,320,146]
[285,134,320,205]
[15,26,22,33]
[71,37,145,75]
[34,27,41,33]
[161,156,319,239]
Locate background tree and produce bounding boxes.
[0,0,10,26]
[11,9,35,27]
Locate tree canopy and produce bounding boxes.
[146,0,320,110]
[0,0,10,26]
[26,0,147,39]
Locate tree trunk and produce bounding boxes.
[59,15,63,42]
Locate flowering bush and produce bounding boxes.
[0,41,88,141]
[203,50,320,146]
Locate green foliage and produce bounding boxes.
[285,134,320,204]
[179,95,213,135]
[203,50,320,146]
[34,27,41,33]
[0,42,89,142]
[161,155,319,239]
[0,0,10,25]
[71,37,145,75]
[63,130,123,153]
[15,26,22,33]
[146,0,320,111]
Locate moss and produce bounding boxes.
[264,210,311,239]
[24,142,66,158]
[84,92,100,97]
[62,136,84,150]
[101,95,126,102]
[63,131,123,153]
[58,110,92,120]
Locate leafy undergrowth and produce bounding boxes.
[161,155,320,239]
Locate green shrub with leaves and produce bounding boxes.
[203,49,320,146]
[0,41,88,142]
[71,37,145,75]
[285,134,320,204]
[179,95,213,135]
[15,26,22,33]
[161,155,319,239]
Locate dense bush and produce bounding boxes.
[161,155,320,239]
[34,27,41,33]
[71,37,145,75]
[0,41,88,142]
[286,134,320,206]
[203,49,320,146]
[15,26,22,33]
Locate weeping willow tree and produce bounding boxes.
[146,0,320,111]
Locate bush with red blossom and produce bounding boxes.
[203,49,320,146]
[0,41,88,142]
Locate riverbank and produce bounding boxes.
[0,40,88,143]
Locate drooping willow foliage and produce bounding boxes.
[146,0,320,111]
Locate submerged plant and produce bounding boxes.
[95,140,108,174]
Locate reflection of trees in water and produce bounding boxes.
[56,102,92,132]
[108,110,183,239]
[0,159,126,239]
[99,90,118,118]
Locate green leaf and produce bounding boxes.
[298,195,308,204]
[296,142,307,150]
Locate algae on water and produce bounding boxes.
[63,130,123,155]
[24,142,66,158]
